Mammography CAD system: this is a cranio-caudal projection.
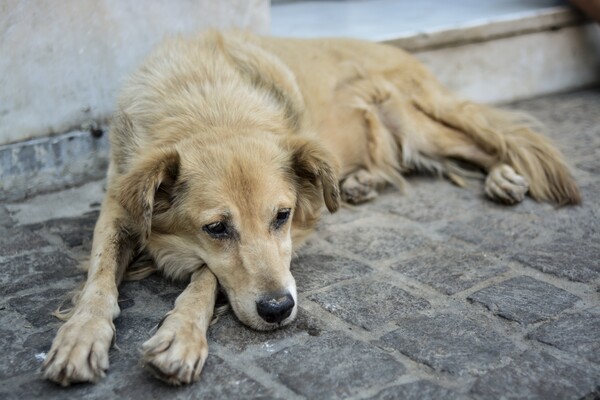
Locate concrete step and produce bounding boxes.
[271,0,600,103]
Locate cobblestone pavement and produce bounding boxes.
[1,89,599,399]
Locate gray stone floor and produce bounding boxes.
[1,89,599,399]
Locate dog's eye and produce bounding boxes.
[203,221,229,239]
[273,208,291,230]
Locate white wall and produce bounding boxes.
[0,0,269,145]
[415,24,600,104]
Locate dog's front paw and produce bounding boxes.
[485,164,529,204]
[142,315,208,385]
[42,316,115,386]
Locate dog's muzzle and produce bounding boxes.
[256,292,295,324]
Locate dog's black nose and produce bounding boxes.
[256,292,295,324]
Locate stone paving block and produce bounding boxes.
[379,314,516,375]
[7,288,70,328]
[123,272,188,296]
[0,327,17,358]
[114,355,280,399]
[111,280,192,345]
[321,205,372,226]
[3,378,106,400]
[577,158,600,175]
[512,89,600,158]
[22,327,56,354]
[513,241,600,283]
[0,348,41,384]
[348,185,537,231]
[528,310,600,364]
[470,350,600,400]
[290,253,373,292]
[0,323,59,382]
[529,204,600,242]
[115,291,135,312]
[0,228,50,257]
[0,250,80,295]
[0,206,15,227]
[6,355,278,400]
[209,307,323,353]
[468,276,580,325]
[380,178,483,223]
[113,312,161,346]
[0,328,41,380]
[110,276,190,330]
[366,380,465,400]
[257,331,405,399]
[580,183,600,206]
[581,389,600,400]
[440,213,542,253]
[392,246,507,295]
[324,225,431,262]
[309,279,430,331]
[25,211,99,248]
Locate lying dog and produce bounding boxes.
[42,30,580,386]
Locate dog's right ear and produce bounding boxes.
[117,148,180,242]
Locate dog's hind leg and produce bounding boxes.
[390,102,532,204]
[422,123,530,204]
[337,78,504,200]
[410,80,581,205]
[43,190,136,385]
[362,70,578,205]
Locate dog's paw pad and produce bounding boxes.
[485,164,529,204]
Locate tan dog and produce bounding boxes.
[42,31,580,386]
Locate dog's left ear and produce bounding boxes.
[117,148,180,242]
[284,136,340,213]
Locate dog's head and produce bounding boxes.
[118,132,339,330]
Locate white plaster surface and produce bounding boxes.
[0,0,269,145]
[417,23,600,104]
[6,179,105,225]
[271,0,569,41]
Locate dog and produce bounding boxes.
[42,30,580,386]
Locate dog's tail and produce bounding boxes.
[414,83,581,205]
